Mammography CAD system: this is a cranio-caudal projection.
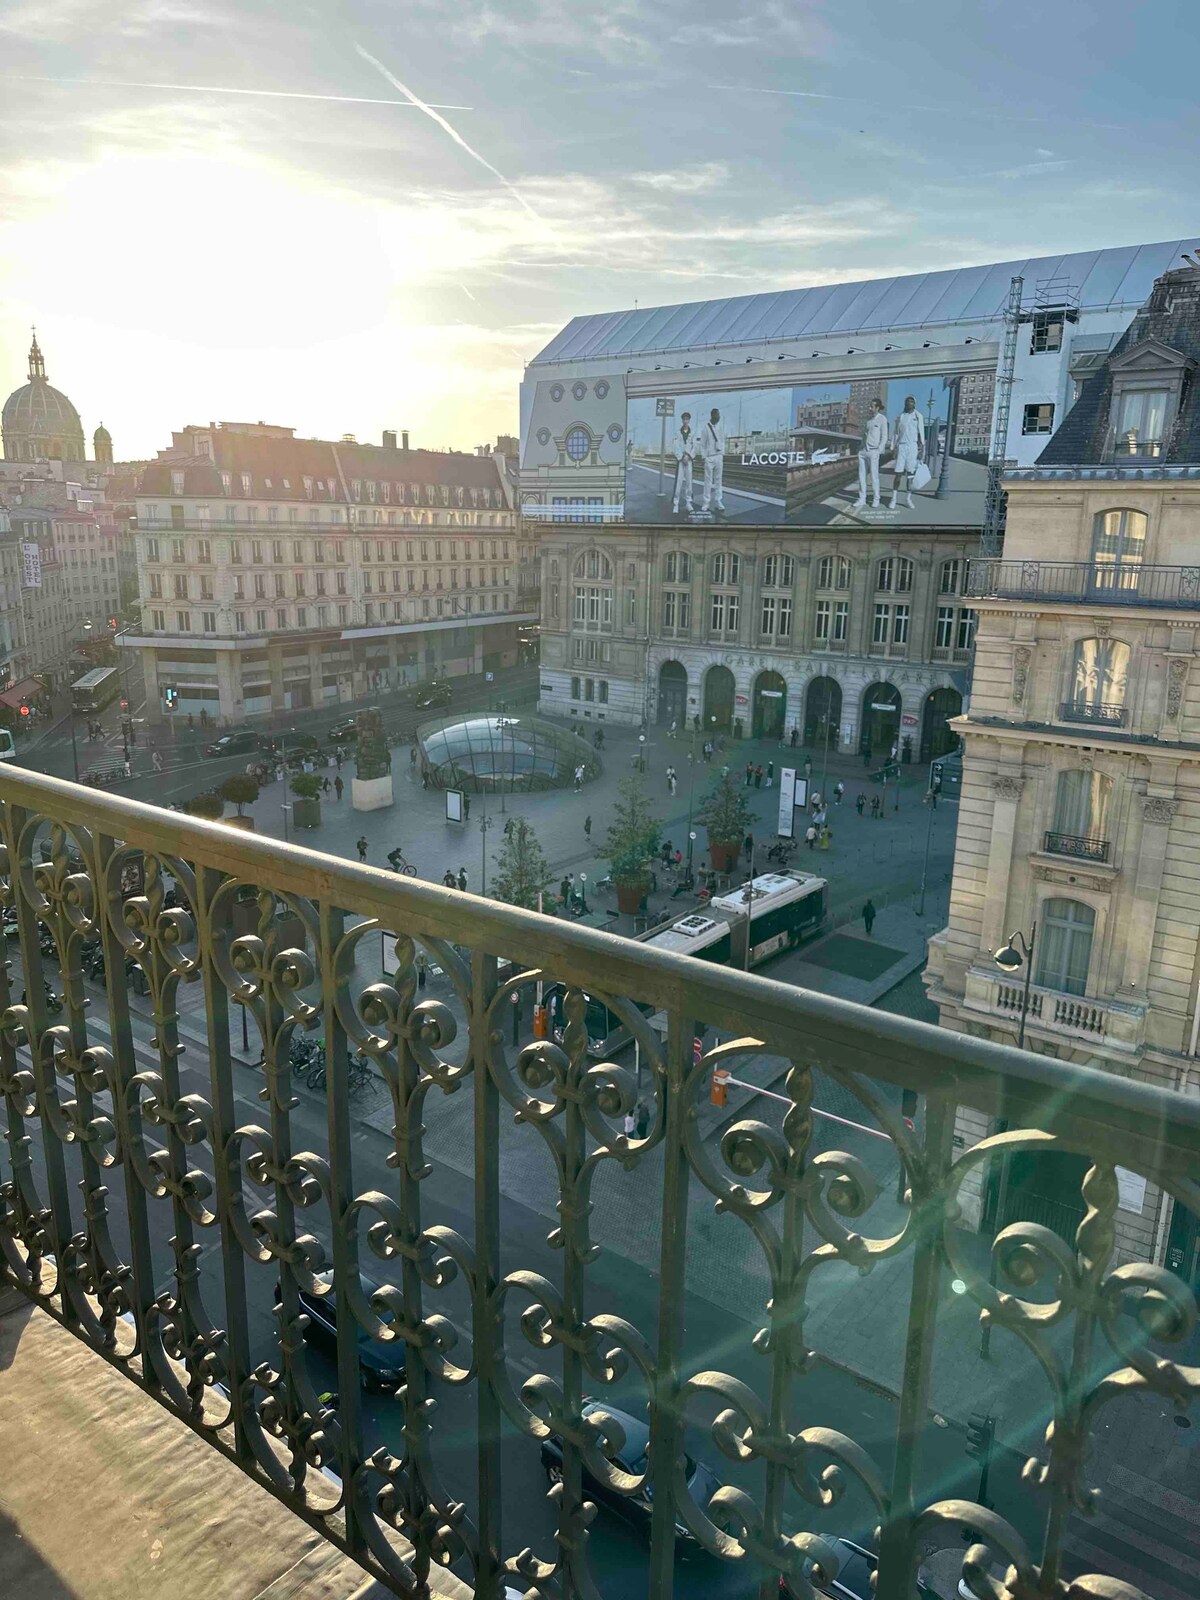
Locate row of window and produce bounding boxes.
[164,475,502,510]
[144,534,516,566]
[568,549,969,596]
[152,568,511,603]
[145,593,508,636]
[570,676,609,704]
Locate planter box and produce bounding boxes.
[708,839,739,874]
[352,773,394,812]
[232,897,305,950]
[292,796,321,829]
[615,879,649,915]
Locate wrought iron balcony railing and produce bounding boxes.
[967,558,1200,609]
[1042,830,1111,863]
[0,765,1196,1600]
[1058,699,1127,726]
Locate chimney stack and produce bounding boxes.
[401,430,409,451]
[382,429,397,450]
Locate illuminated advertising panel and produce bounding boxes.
[624,369,994,529]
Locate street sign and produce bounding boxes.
[655,397,676,416]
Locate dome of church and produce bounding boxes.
[1,332,86,462]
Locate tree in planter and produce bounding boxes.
[492,816,553,912]
[696,769,753,873]
[184,791,224,820]
[603,777,661,912]
[218,771,260,817]
[289,769,323,828]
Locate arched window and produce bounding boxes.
[1051,770,1112,846]
[564,426,591,461]
[572,548,613,630]
[1090,509,1147,594]
[876,555,913,592]
[817,554,851,590]
[662,550,692,583]
[1036,899,1095,996]
[762,554,795,588]
[1067,638,1130,722]
[710,551,741,585]
[574,550,612,580]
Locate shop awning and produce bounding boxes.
[0,678,44,710]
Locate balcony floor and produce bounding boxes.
[0,1294,468,1600]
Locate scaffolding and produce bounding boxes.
[981,274,1023,558]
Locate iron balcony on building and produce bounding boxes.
[0,766,1195,1600]
[1042,830,1111,863]
[1059,699,1128,727]
[967,558,1200,609]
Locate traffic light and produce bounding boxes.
[931,762,943,792]
[163,687,178,710]
[18,701,29,719]
[965,1412,994,1461]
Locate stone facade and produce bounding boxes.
[536,520,977,762]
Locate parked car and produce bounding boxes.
[414,682,453,711]
[260,728,321,759]
[539,1400,721,1550]
[327,717,360,744]
[204,728,262,758]
[780,1537,936,1600]
[273,1269,405,1392]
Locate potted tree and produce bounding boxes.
[493,816,553,912]
[184,791,224,822]
[696,769,752,874]
[218,772,260,831]
[603,777,661,915]
[289,770,323,829]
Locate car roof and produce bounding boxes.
[582,1400,649,1467]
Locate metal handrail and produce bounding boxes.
[0,762,1194,1600]
[968,557,1200,608]
[1059,699,1127,725]
[1042,830,1111,862]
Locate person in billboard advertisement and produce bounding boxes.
[853,398,888,510]
[672,411,696,514]
[889,394,925,510]
[699,408,727,516]
[623,368,986,526]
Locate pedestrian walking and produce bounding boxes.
[834,780,845,806]
[693,714,701,732]
[123,756,132,778]
[151,749,163,773]
[322,776,331,794]
[669,719,677,740]
[623,1109,636,1140]
[803,757,812,782]
[463,793,471,820]
[790,727,799,749]
[457,867,467,892]
[765,761,774,788]
[584,814,592,841]
[855,792,865,816]
[356,835,368,862]
[661,839,673,867]
[560,874,571,903]
[334,775,344,801]
[335,749,344,770]
[668,769,677,796]
[862,899,877,937]
[870,795,880,819]
[820,824,831,850]
[805,824,817,849]
[743,831,754,864]
[635,1101,650,1140]
[416,952,427,990]
[754,765,763,789]
[444,869,458,888]
[862,745,872,769]
[745,762,754,787]
[410,745,417,767]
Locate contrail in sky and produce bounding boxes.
[355,44,540,220]
[2,72,472,110]
[706,82,1125,129]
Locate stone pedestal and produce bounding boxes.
[353,774,394,812]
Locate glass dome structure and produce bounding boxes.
[417,714,602,793]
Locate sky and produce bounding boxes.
[0,0,1197,461]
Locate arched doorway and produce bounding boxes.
[920,686,962,762]
[752,671,787,739]
[703,665,735,734]
[804,676,842,749]
[861,682,901,760]
[657,660,688,728]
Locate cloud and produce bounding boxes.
[630,162,730,193]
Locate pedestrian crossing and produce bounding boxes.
[1063,1462,1200,1600]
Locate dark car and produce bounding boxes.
[780,1537,935,1600]
[414,682,453,711]
[327,716,360,744]
[261,728,321,758]
[540,1400,721,1549]
[274,1269,405,1392]
[204,728,262,758]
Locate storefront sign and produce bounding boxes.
[21,542,42,588]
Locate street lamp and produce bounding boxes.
[993,924,1037,1049]
[579,872,587,913]
[638,732,646,774]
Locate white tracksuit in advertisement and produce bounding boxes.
[891,408,925,474]
[855,411,888,506]
[672,423,696,512]
[700,418,726,512]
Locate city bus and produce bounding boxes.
[542,872,827,1057]
[709,871,828,967]
[71,666,121,718]
[0,728,14,762]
